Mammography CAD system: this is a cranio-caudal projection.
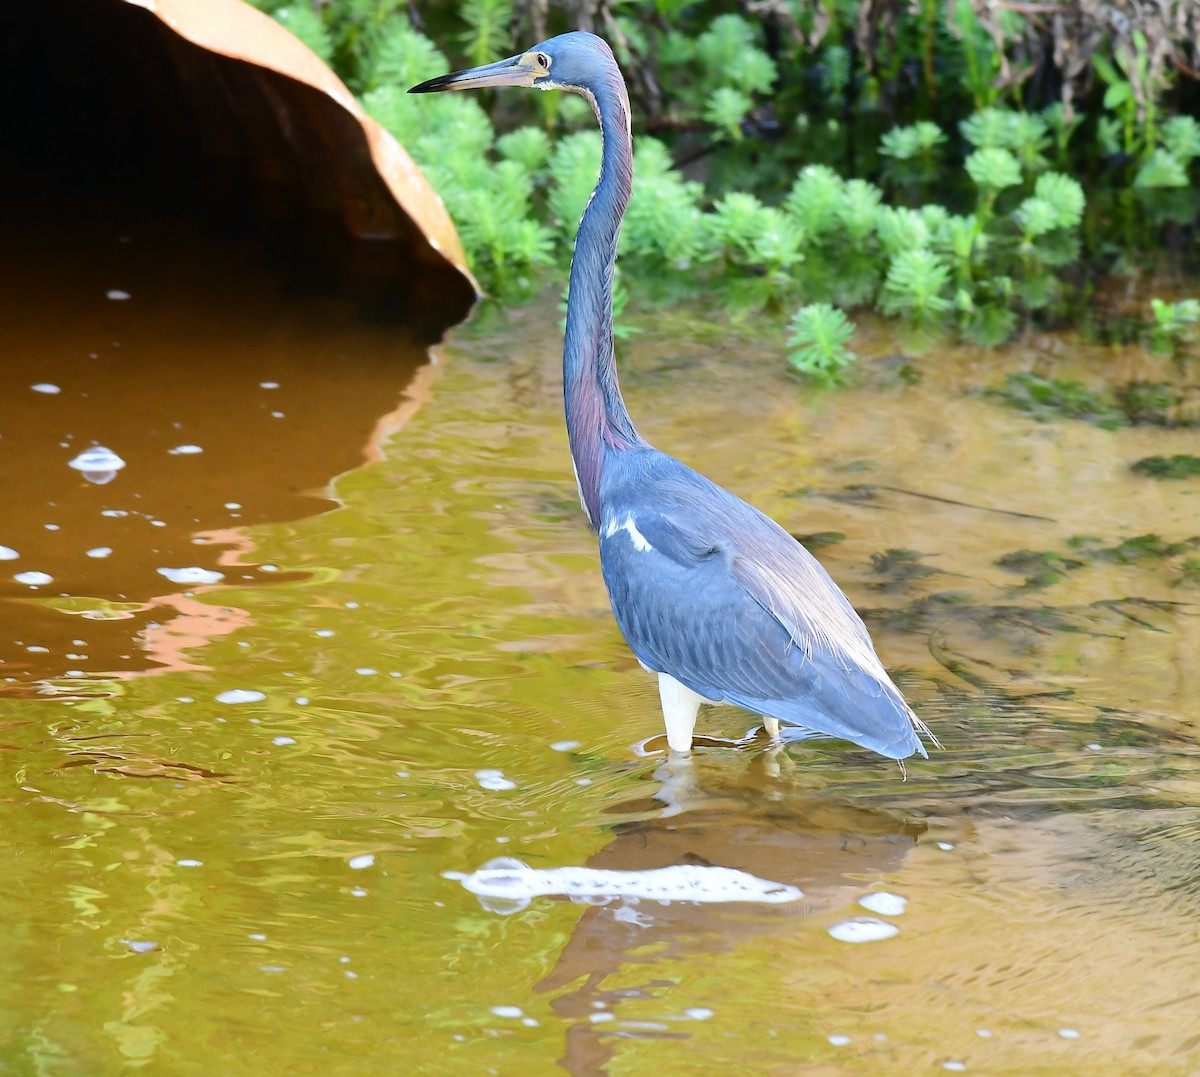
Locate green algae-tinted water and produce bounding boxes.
[2,202,1199,1075]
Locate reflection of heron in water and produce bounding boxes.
[411,34,936,762]
[544,757,920,1074]
[448,751,921,1074]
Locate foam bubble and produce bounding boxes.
[828,918,900,943]
[215,689,266,704]
[121,940,157,953]
[475,769,517,791]
[348,855,375,870]
[490,1006,522,1019]
[157,567,224,585]
[858,892,907,916]
[69,446,126,485]
[14,571,52,586]
[0,546,18,560]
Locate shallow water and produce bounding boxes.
[2,207,1199,1075]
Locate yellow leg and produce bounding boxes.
[763,716,781,741]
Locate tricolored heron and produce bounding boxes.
[411,33,935,761]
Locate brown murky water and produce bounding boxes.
[2,199,1199,1074]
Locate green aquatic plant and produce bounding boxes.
[961,108,1050,173]
[1135,150,1189,189]
[1131,455,1200,480]
[496,126,552,173]
[786,303,858,385]
[874,206,931,258]
[1161,116,1200,165]
[880,249,952,323]
[1148,297,1200,355]
[836,180,883,243]
[879,121,946,161]
[784,165,845,242]
[869,548,940,591]
[1084,534,1200,564]
[622,162,707,267]
[995,549,1084,591]
[457,0,514,66]
[991,373,1124,428]
[1114,381,1189,426]
[704,87,753,141]
[271,3,334,62]
[694,15,776,97]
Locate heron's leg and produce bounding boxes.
[762,715,781,741]
[657,672,703,752]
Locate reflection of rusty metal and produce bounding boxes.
[122,0,477,296]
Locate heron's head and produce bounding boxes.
[408,31,616,97]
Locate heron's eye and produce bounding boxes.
[536,52,551,70]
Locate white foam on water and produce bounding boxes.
[86,547,112,559]
[169,444,204,455]
[451,857,803,914]
[1058,1028,1080,1039]
[490,1006,522,1019]
[474,769,517,791]
[107,289,131,300]
[215,689,266,704]
[828,918,900,943]
[31,383,60,394]
[348,855,375,870]
[121,940,157,953]
[0,546,18,560]
[858,892,907,916]
[157,567,224,585]
[828,1035,851,1047]
[14,571,52,586]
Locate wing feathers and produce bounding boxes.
[598,452,925,758]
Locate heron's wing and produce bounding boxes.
[598,494,924,758]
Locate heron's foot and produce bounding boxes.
[634,730,781,755]
[762,715,782,742]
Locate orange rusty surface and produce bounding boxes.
[124,0,476,292]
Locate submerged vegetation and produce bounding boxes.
[991,372,1200,429]
[252,1,1200,383]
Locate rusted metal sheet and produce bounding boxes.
[25,0,470,326]
[121,0,475,291]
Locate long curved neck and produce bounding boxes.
[564,70,646,528]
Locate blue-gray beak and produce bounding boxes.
[409,54,538,94]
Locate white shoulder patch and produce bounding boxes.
[603,513,653,552]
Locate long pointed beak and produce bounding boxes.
[409,54,536,94]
